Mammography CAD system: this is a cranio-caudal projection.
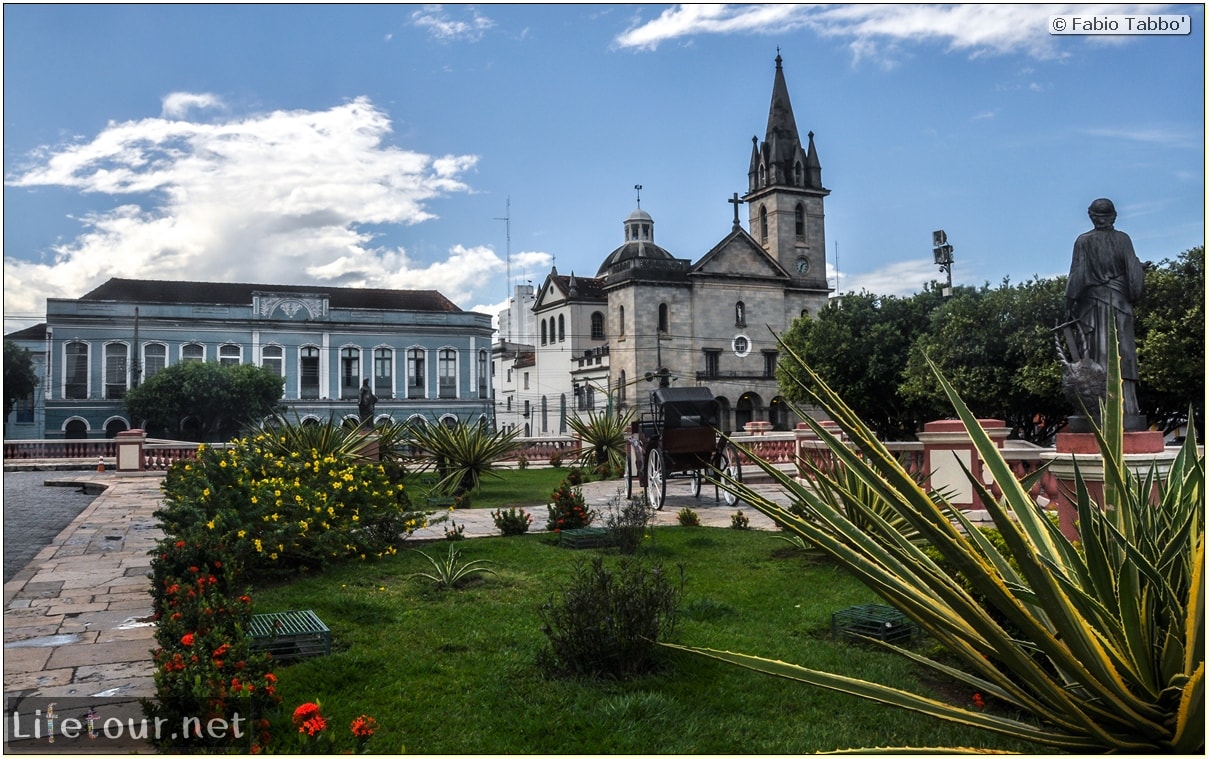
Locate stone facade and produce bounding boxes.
[6,278,494,440]
[494,54,831,435]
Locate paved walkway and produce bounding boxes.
[3,466,792,714]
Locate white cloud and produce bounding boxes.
[410,5,495,42]
[161,92,224,118]
[615,4,1169,61]
[837,259,943,298]
[4,97,480,324]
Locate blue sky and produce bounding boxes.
[4,4,1204,333]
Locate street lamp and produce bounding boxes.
[932,229,954,297]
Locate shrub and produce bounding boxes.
[404,421,522,496]
[516,455,529,470]
[549,451,564,468]
[158,431,430,575]
[676,507,701,527]
[730,510,750,530]
[603,490,654,554]
[566,467,585,486]
[444,520,466,541]
[539,556,684,679]
[492,507,533,536]
[546,480,595,532]
[144,533,279,752]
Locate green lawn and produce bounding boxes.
[252,528,1043,754]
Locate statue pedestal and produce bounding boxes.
[1041,431,1174,540]
[354,431,381,463]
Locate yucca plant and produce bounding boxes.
[259,413,373,460]
[568,407,634,472]
[405,420,521,496]
[406,544,496,590]
[667,325,1203,753]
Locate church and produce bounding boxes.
[493,54,832,436]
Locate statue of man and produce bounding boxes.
[357,378,377,427]
[1064,198,1145,423]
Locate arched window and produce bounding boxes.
[144,343,167,380]
[477,349,488,398]
[618,305,625,336]
[375,348,394,398]
[260,345,283,377]
[104,343,128,400]
[300,346,320,399]
[438,349,457,399]
[558,314,565,342]
[759,206,768,244]
[340,347,360,399]
[181,343,204,363]
[219,344,241,366]
[618,370,627,402]
[541,395,548,433]
[736,301,746,327]
[657,303,669,334]
[65,342,89,399]
[591,312,605,340]
[559,394,567,433]
[795,203,805,240]
[407,348,425,399]
[794,161,803,186]
[540,320,547,345]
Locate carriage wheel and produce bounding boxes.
[690,468,702,498]
[646,446,667,511]
[719,445,743,507]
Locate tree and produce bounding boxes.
[900,277,1068,443]
[3,340,39,428]
[1135,246,1205,437]
[776,289,943,440]
[125,362,285,442]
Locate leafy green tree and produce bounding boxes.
[125,361,284,441]
[3,340,39,427]
[900,277,1068,443]
[1136,246,1205,436]
[776,289,943,440]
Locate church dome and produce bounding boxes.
[596,205,675,277]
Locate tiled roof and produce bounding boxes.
[78,278,462,313]
[4,323,48,340]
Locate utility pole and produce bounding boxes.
[495,197,511,300]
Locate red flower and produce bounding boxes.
[174,540,187,549]
[292,702,322,727]
[972,692,986,709]
[299,715,326,736]
[181,632,195,647]
[350,714,378,739]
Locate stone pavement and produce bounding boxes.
[2,466,794,716]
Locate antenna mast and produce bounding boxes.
[495,197,511,300]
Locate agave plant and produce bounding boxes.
[406,544,496,590]
[567,407,634,472]
[667,325,1203,753]
[405,420,521,496]
[258,413,374,460]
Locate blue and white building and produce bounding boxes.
[6,277,494,439]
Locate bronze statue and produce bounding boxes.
[1062,198,1145,429]
[358,378,377,428]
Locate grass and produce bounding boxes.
[252,528,1042,753]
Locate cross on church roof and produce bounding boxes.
[728,192,744,230]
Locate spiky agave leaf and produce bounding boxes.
[567,407,634,472]
[666,321,1203,753]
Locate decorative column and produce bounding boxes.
[917,419,1009,515]
[115,429,146,472]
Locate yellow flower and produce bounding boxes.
[206,520,215,530]
[251,496,258,504]
[269,552,278,560]
[254,539,263,553]
[237,529,247,539]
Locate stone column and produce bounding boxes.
[917,419,1009,515]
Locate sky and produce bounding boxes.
[4,4,1205,334]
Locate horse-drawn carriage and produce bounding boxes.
[623,386,742,510]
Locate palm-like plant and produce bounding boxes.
[405,420,521,496]
[668,326,1203,753]
[258,414,372,460]
[568,407,633,472]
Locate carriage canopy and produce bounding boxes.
[649,386,719,429]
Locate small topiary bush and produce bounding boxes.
[538,556,684,679]
[676,507,701,527]
[546,480,596,532]
[604,491,655,554]
[730,510,750,530]
[492,507,533,536]
[549,451,564,468]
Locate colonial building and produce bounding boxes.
[6,277,494,439]
[493,53,831,435]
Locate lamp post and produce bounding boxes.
[932,230,954,297]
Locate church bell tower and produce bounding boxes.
[743,53,830,290]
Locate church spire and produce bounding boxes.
[748,52,820,192]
